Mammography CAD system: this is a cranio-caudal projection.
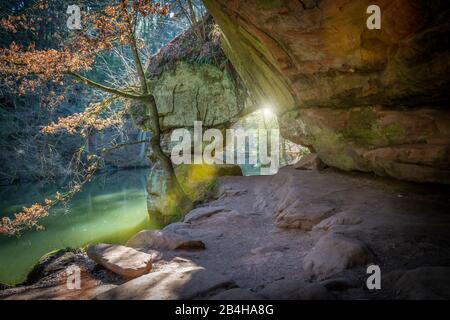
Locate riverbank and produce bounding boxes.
[2,165,450,300]
[0,168,155,285]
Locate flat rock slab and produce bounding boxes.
[96,258,235,300]
[126,230,205,250]
[184,206,229,223]
[87,244,152,279]
[275,201,336,230]
[394,267,450,299]
[303,233,369,279]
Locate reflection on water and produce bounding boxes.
[0,169,160,286]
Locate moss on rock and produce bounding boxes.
[175,164,242,203]
[341,108,407,146]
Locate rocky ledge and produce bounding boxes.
[2,165,450,300]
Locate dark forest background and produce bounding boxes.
[0,0,204,185]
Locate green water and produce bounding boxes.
[0,168,160,286]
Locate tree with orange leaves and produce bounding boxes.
[0,0,192,236]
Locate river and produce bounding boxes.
[0,168,160,286]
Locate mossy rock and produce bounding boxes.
[175,164,242,203]
[0,283,10,290]
[146,166,194,223]
[23,248,80,285]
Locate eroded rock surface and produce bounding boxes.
[95,258,235,300]
[204,0,450,183]
[87,244,152,279]
[275,201,336,230]
[126,230,205,250]
[184,206,230,223]
[134,17,250,135]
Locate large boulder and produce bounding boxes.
[146,163,193,224]
[146,164,242,223]
[204,0,450,183]
[23,249,78,285]
[87,244,152,279]
[132,17,250,135]
[281,107,450,183]
[303,233,370,279]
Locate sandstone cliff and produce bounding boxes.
[132,17,251,136]
[203,0,450,183]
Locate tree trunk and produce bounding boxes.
[144,96,175,182]
[143,95,192,218]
